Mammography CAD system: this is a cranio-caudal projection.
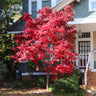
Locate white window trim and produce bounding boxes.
[28,0,56,15]
[89,0,96,11]
[51,0,56,8]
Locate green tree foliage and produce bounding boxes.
[0,0,22,80]
[0,61,7,81]
[0,0,22,27]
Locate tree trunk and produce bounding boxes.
[46,72,49,90]
[4,81,7,88]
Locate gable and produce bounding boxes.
[53,0,96,19]
[73,0,96,18]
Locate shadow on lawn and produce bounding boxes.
[0,87,53,96]
[7,78,46,89]
[0,77,53,96]
[0,69,86,96]
[0,79,52,96]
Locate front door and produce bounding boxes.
[78,41,90,68]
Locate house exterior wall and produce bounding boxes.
[73,0,96,18]
[93,31,96,61]
[21,0,96,71]
[22,0,64,14]
[22,0,96,19]
[56,0,63,5]
[93,31,96,69]
[73,0,96,70]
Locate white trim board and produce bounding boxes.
[53,0,74,11]
[8,31,24,34]
[69,18,96,25]
[90,31,94,70]
[22,72,49,76]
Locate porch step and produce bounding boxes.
[86,71,96,90]
[86,90,96,96]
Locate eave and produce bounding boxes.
[53,0,75,11]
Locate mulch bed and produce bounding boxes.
[0,88,54,96]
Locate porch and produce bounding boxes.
[77,45,96,90]
[74,20,96,89]
[78,53,90,69]
[74,18,96,71]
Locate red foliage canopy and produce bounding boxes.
[12,5,77,81]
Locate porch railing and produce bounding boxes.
[84,53,91,85]
[78,53,90,68]
[78,53,91,85]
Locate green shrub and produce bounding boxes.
[51,69,86,96]
[38,77,46,88]
[0,60,7,81]
[8,76,47,89]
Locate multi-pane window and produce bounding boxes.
[79,41,90,54]
[30,0,51,19]
[92,2,96,10]
[89,0,96,11]
[42,0,51,8]
[32,2,37,19]
[78,32,90,38]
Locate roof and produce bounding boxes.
[7,17,25,33]
[7,0,76,34]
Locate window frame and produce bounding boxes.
[89,0,96,11]
[28,0,56,15]
[42,0,51,8]
[31,1,37,19]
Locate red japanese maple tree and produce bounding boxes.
[12,5,77,89]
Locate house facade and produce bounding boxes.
[53,0,96,72]
[8,0,96,86]
[72,0,96,72]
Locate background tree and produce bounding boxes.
[0,0,22,81]
[0,61,7,81]
[12,5,77,89]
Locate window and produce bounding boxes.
[92,2,96,10]
[29,0,55,18]
[42,0,51,8]
[89,0,96,11]
[32,2,37,19]
[78,32,90,38]
[79,41,90,54]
